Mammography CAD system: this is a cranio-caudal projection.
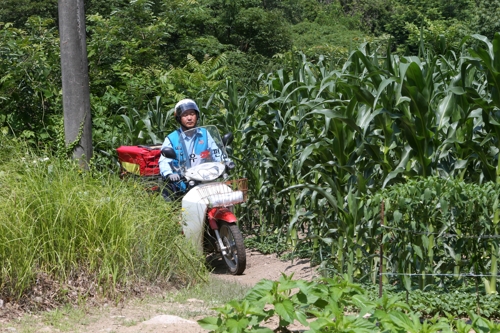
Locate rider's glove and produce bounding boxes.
[167,173,180,182]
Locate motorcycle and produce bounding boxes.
[161,125,247,275]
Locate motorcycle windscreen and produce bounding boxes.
[176,125,229,172]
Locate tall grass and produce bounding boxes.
[0,136,206,301]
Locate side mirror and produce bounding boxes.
[222,132,234,147]
[161,147,177,159]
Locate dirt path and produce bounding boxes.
[210,249,317,285]
[0,249,317,333]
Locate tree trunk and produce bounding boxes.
[58,0,92,167]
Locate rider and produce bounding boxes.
[158,98,220,200]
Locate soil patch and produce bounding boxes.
[209,249,317,285]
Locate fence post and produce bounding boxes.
[379,200,385,298]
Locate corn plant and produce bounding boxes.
[263,37,500,287]
[107,33,500,294]
[461,33,500,293]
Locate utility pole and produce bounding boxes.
[58,0,93,167]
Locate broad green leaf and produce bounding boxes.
[374,77,397,107]
[346,317,379,332]
[280,184,338,210]
[423,188,432,201]
[249,328,274,333]
[295,310,309,326]
[245,279,275,303]
[383,167,404,188]
[412,244,423,259]
[226,317,249,332]
[436,93,453,130]
[388,311,419,333]
[309,317,335,331]
[277,274,299,291]
[197,316,222,330]
[449,86,466,95]
[274,299,295,323]
[393,210,403,223]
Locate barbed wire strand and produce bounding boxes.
[379,272,498,278]
[380,225,500,239]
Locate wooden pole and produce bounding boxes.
[379,200,384,298]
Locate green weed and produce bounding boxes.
[199,274,500,333]
[244,234,290,255]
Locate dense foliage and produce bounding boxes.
[2,0,500,305]
[1,0,489,151]
[197,34,500,299]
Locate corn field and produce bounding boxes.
[205,34,500,292]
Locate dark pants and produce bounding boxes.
[161,181,184,202]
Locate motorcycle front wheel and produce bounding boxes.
[219,221,246,275]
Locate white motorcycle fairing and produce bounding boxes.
[181,182,244,254]
[184,162,225,181]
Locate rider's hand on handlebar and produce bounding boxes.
[167,173,180,182]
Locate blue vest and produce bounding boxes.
[167,127,209,170]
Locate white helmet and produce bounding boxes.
[174,98,200,123]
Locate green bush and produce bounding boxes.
[0,17,61,144]
[290,21,366,60]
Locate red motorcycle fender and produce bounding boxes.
[207,207,237,230]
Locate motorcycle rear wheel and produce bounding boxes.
[219,221,246,275]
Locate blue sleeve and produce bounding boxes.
[158,136,174,177]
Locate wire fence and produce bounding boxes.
[377,201,500,298]
[381,225,500,239]
[380,272,498,277]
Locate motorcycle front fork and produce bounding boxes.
[207,207,235,257]
[214,229,229,256]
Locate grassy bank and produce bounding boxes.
[0,137,206,307]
